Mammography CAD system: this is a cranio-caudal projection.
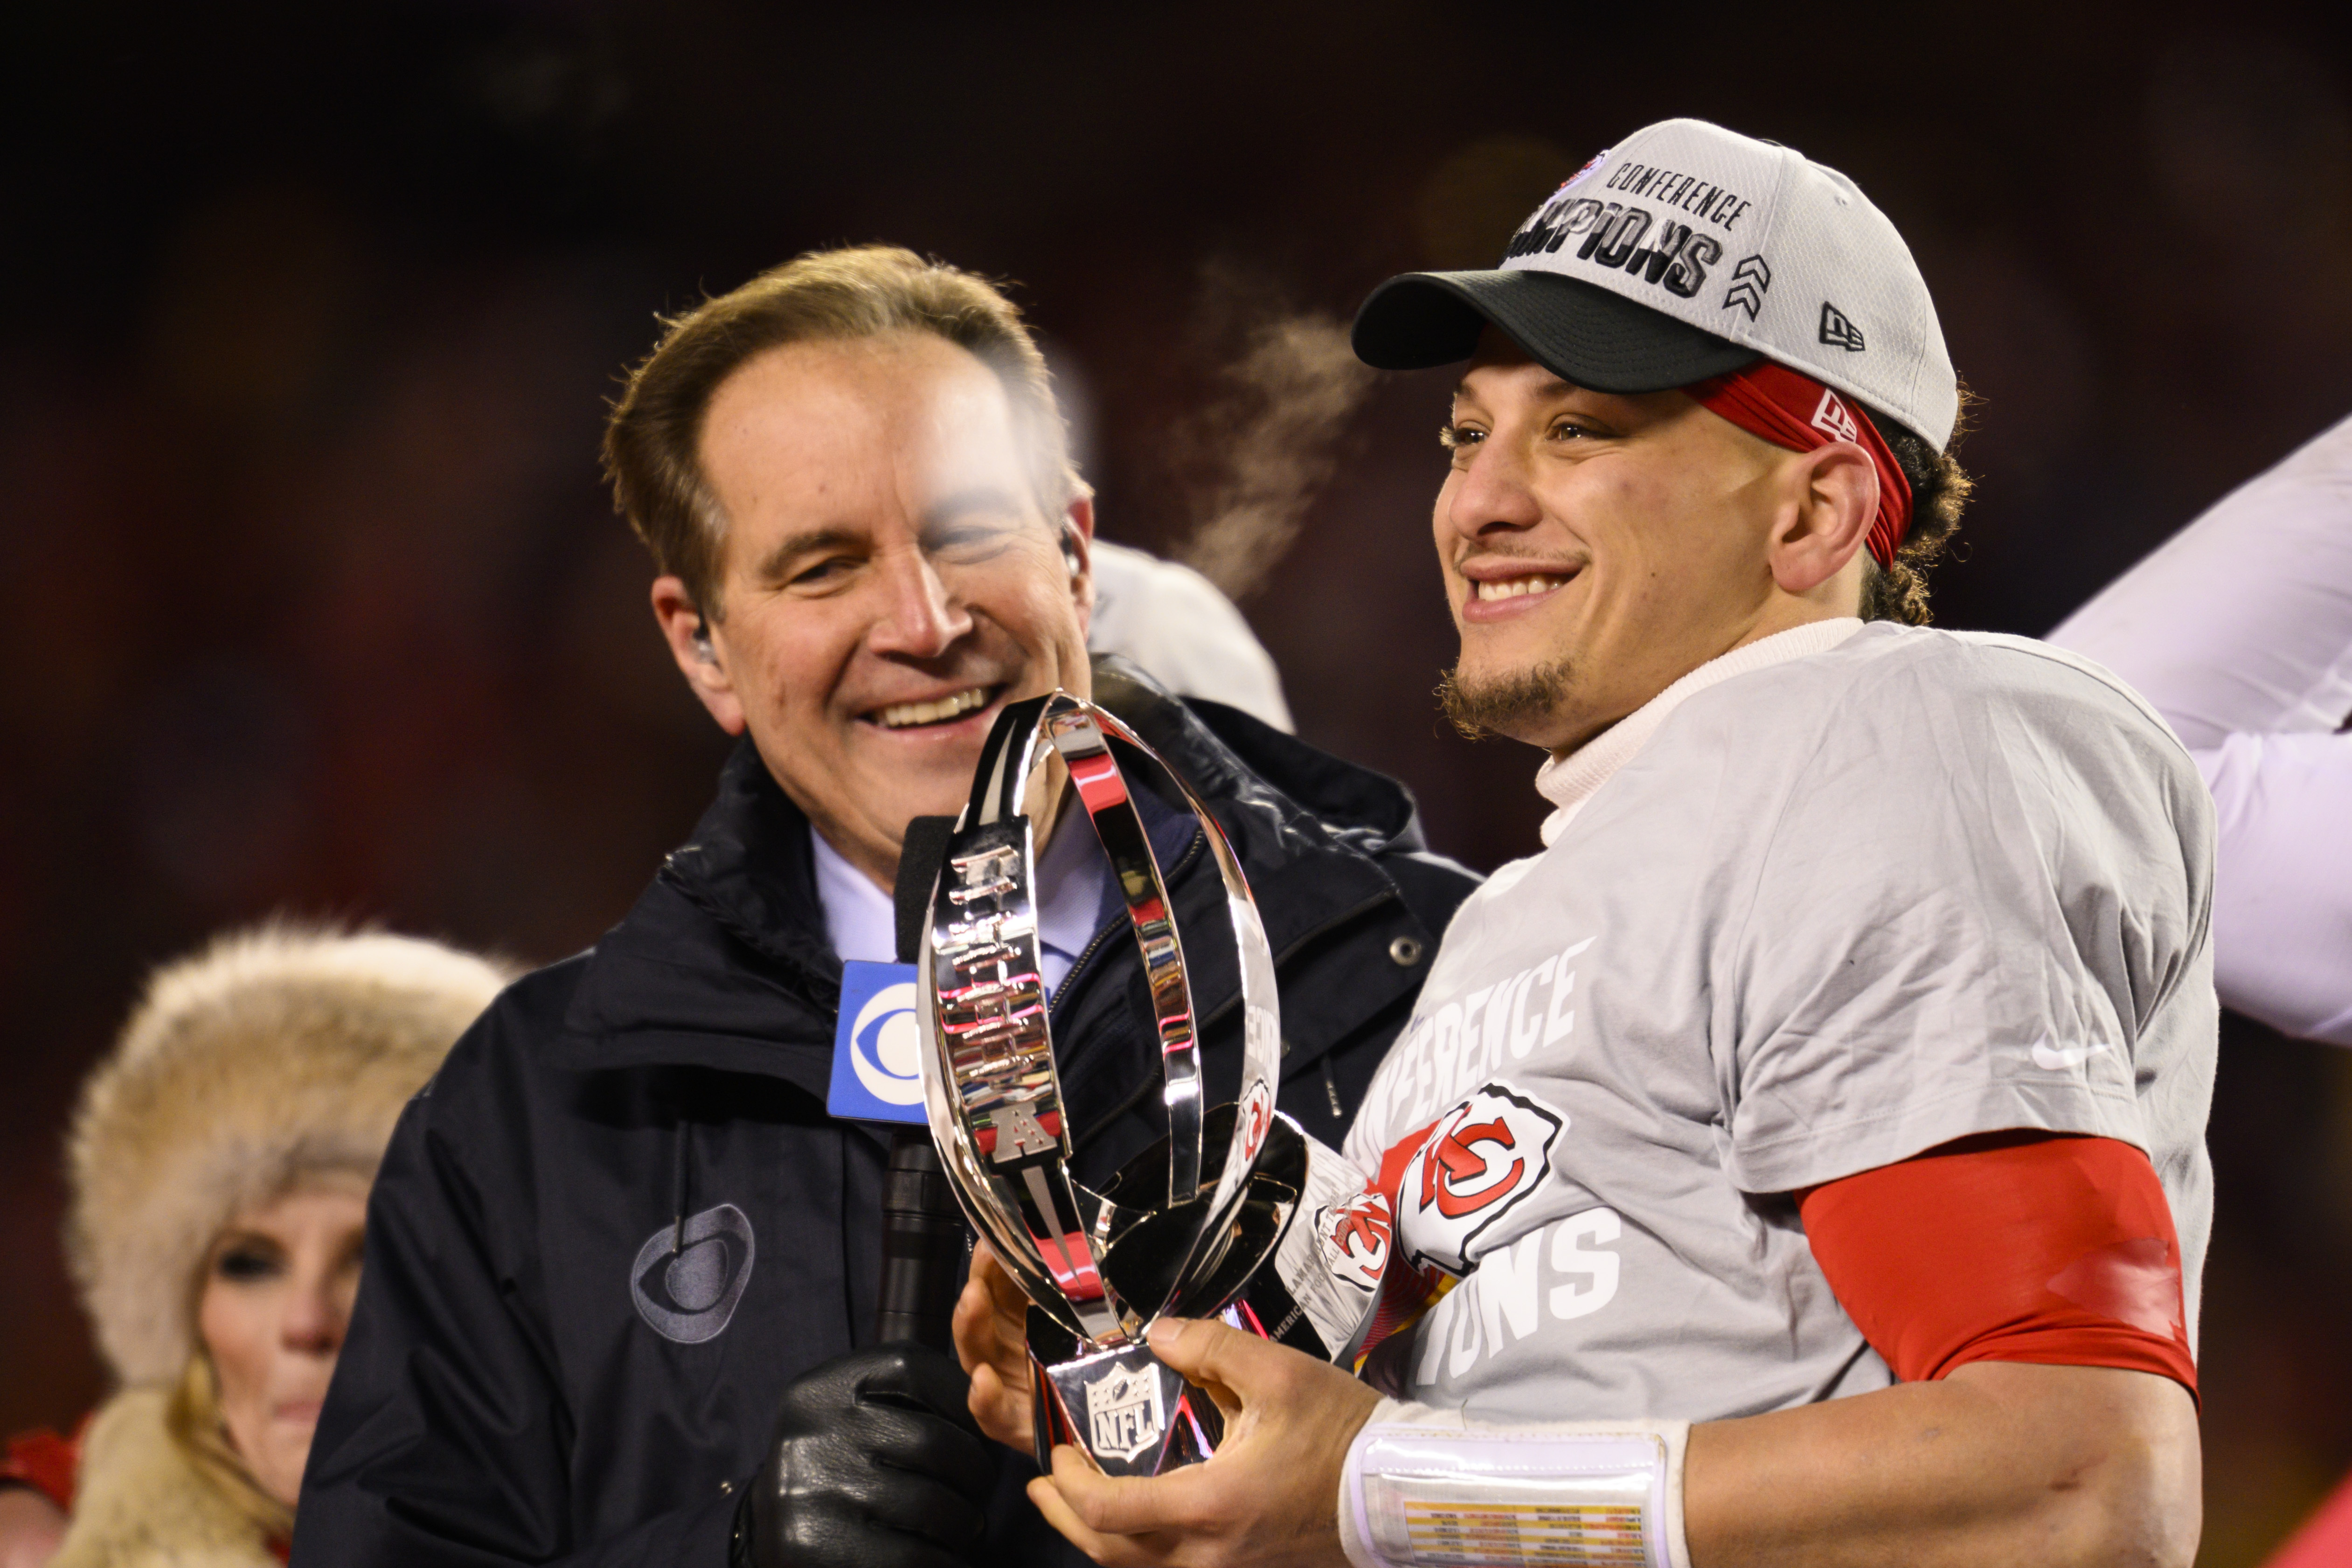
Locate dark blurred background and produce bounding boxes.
[3,2,2348,1559]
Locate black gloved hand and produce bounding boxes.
[731,1343,995,1568]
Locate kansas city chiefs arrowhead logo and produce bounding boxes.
[1395,1084,1565,1278]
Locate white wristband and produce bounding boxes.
[1337,1399,1690,1568]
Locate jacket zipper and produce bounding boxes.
[1047,824,1208,1028]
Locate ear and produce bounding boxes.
[1061,494,1097,640]
[651,576,747,735]
[1768,444,1878,603]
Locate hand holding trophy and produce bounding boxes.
[918,692,1389,1478]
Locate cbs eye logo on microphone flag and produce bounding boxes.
[827,960,930,1124]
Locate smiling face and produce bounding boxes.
[197,1180,367,1510]
[656,332,1094,888]
[1434,331,1871,754]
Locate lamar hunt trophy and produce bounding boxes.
[916,691,1390,1477]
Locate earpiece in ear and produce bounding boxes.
[691,614,716,663]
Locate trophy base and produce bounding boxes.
[1030,1339,1227,1477]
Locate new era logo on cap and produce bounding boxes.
[1494,118,1955,446]
[1818,301,1866,352]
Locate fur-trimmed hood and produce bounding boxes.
[47,1388,276,1568]
[67,923,511,1387]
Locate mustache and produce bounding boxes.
[1455,549,1585,573]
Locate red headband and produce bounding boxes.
[1685,361,1914,568]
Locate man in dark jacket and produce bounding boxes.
[292,246,1477,1568]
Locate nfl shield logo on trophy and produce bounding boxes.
[1085,1365,1166,1464]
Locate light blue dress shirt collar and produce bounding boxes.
[811,813,1107,1001]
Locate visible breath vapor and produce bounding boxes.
[1173,267,1376,602]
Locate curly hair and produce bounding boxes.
[1856,382,1979,625]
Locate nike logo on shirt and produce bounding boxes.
[2029,1037,2115,1071]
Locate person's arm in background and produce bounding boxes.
[2049,412,2352,1044]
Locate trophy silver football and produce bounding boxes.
[916,691,1389,1477]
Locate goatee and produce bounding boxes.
[1436,657,1573,742]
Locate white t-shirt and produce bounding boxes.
[1342,622,2218,1424]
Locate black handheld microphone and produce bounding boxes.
[874,815,966,1350]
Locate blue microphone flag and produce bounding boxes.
[827,960,929,1124]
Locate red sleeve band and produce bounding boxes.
[1798,1132,2197,1401]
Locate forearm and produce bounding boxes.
[2200,731,2352,1043]
[2047,409,2352,743]
[1683,1363,2200,1568]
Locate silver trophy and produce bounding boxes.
[916,691,1389,1477]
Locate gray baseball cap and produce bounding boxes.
[1353,118,1958,448]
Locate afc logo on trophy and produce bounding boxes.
[1084,1364,1166,1463]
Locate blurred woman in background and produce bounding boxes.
[0,923,508,1567]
